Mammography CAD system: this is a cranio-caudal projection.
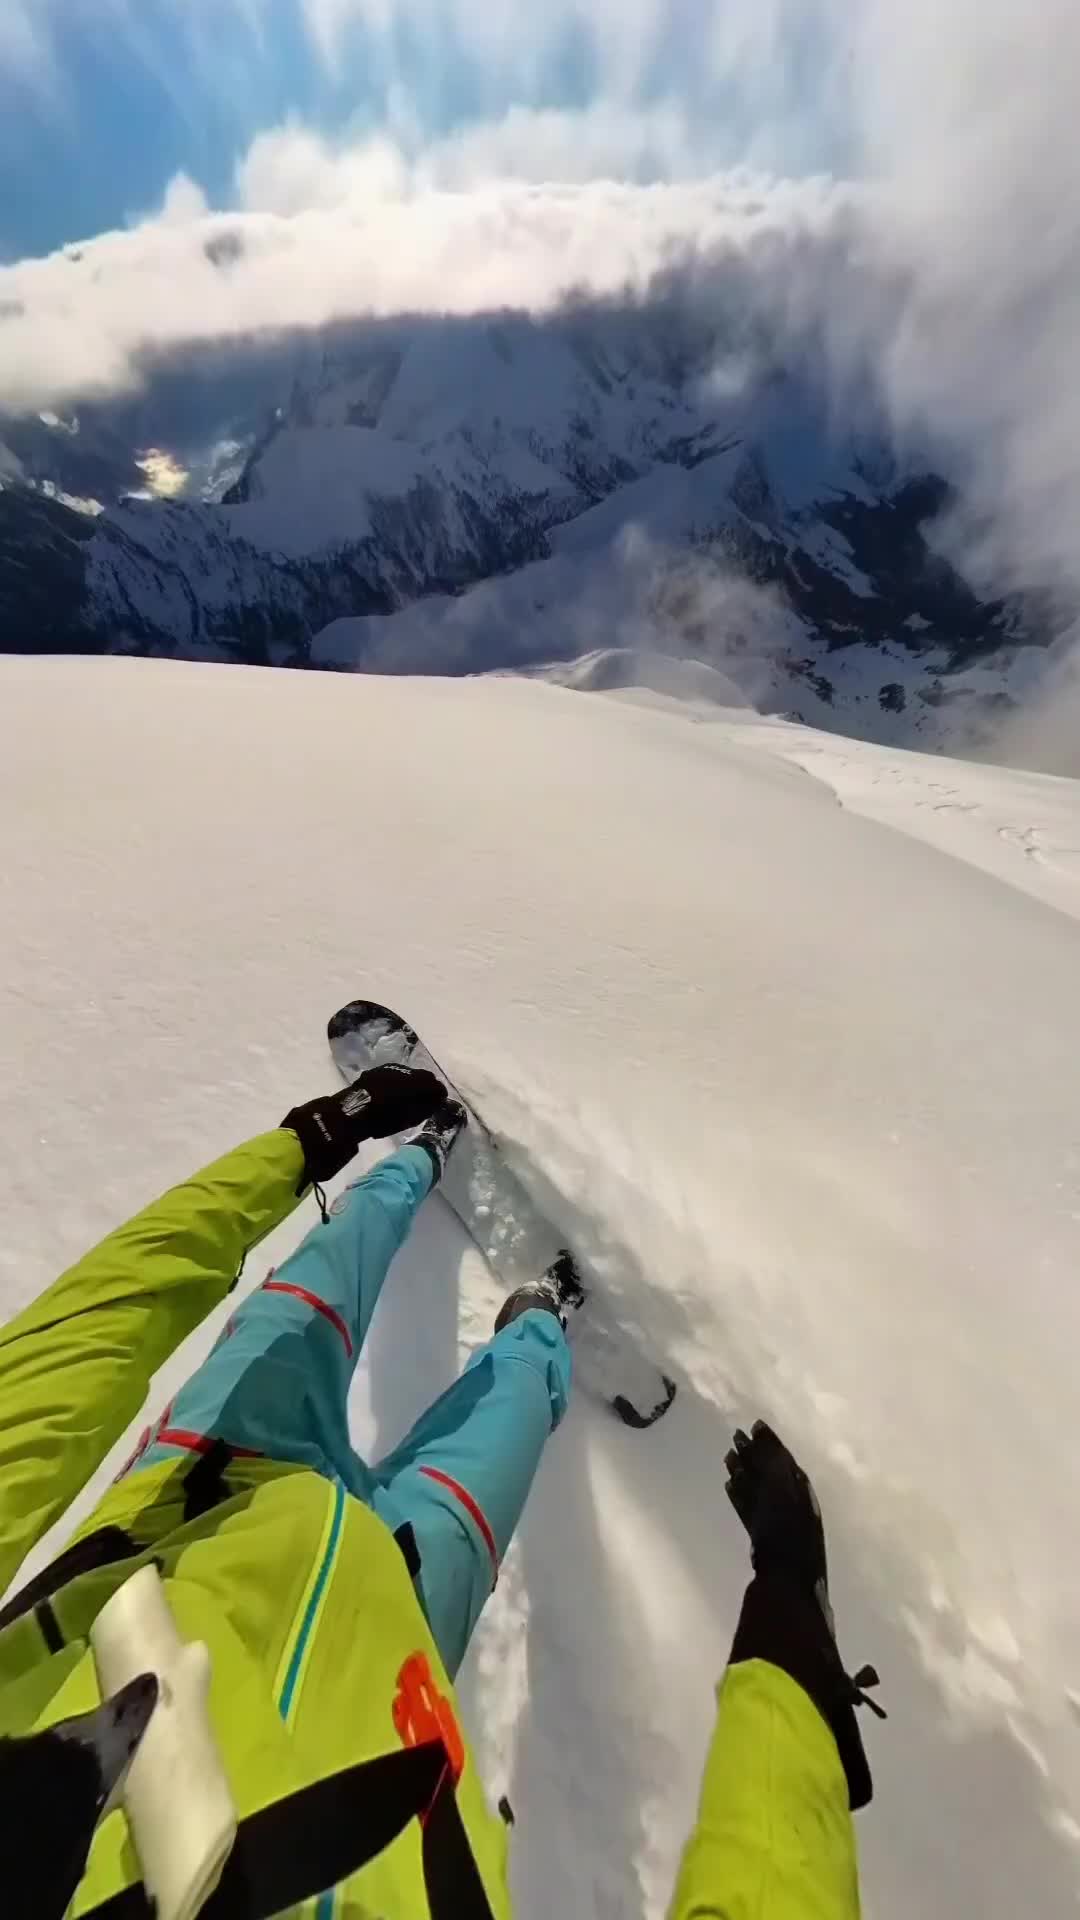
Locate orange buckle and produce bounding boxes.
[393,1651,465,1787]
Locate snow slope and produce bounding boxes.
[3,655,1080,1918]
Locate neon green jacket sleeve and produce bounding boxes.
[0,1129,307,1598]
[668,1660,861,1920]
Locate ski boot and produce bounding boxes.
[495,1250,586,1334]
[411,1098,468,1184]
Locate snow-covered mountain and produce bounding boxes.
[4,652,1080,1919]
[0,306,1049,751]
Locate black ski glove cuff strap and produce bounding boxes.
[729,1574,875,1812]
[280,1096,363,1189]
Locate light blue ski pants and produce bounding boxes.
[129,1147,572,1674]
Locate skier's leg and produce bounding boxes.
[128,1146,435,1492]
[371,1309,572,1675]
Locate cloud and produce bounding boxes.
[0,0,819,104]
[423,102,707,191]
[0,155,854,416]
[235,124,413,214]
[0,0,51,80]
[157,173,211,225]
[847,0,1080,599]
[829,0,1080,759]
[235,101,732,211]
[297,0,772,97]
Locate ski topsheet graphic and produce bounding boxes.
[329,1000,676,1430]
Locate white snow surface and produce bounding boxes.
[3,655,1080,1918]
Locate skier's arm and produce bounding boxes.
[668,1425,878,1920]
[668,1654,859,1920]
[0,1061,445,1595]
[0,1129,307,1596]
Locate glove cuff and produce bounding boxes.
[729,1574,875,1811]
[280,1085,373,1188]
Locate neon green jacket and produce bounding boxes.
[0,1130,860,1917]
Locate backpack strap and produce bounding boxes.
[423,1769,500,1920]
[83,1740,496,1920]
[0,1526,139,1636]
[182,1439,234,1524]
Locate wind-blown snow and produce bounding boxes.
[540,647,751,712]
[308,438,799,682]
[2,655,1080,1918]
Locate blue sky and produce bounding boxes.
[3,0,361,258]
[0,0,850,262]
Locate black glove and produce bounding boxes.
[282,1065,446,1188]
[725,1421,884,1811]
[726,1419,832,1602]
[3,1673,159,1920]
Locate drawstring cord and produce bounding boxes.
[850,1664,888,1721]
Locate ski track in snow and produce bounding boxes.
[3,655,1080,1918]
[734,714,1080,926]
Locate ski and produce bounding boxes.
[328,1000,677,1430]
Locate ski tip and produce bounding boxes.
[328,1001,420,1050]
[611,1376,678,1431]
